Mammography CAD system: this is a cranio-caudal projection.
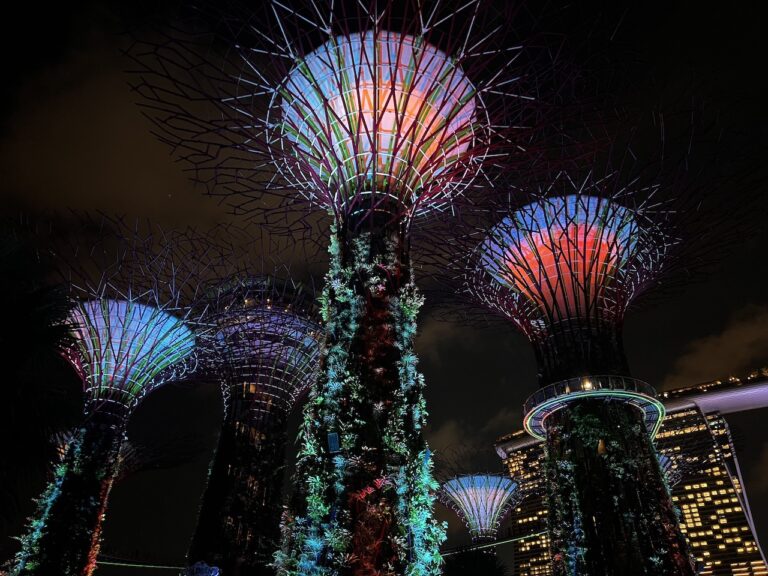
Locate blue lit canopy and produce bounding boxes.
[69,299,196,414]
[440,474,519,542]
[274,30,481,218]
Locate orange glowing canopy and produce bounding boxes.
[481,195,643,322]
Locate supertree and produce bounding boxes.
[185,272,323,576]
[430,152,741,575]
[11,218,211,576]
[129,1,544,574]
[438,474,521,547]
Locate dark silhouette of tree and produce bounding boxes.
[0,219,81,561]
[442,549,509,576]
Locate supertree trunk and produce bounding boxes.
[276,217,445,576]
[537,331,695,576]
[532,322,629,386]
[188,402,289,575]
[13,409,125,576]
[545,401,696,576]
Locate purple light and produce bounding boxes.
[478,194,657,325]
[68,299,195,413]
[271,29,483,217]
[214,307,322,424]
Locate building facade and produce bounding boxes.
[495,375,768,576]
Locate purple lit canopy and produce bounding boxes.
[130,0,537,230]
[69,299,196,415]
[212,296,322,426]
[271,30,481,218]
[469,173,673,338]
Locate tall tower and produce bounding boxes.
[656,407,768,574]
[457,170,702,575]
[12,220,207,576]
[130,2,536,573]
[186,275,322,576]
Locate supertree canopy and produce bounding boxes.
[130,2,540,574]
[69,299,195,418]
[270,29,482,218]
[128,0,534,228]
[12,218,210,576]
[443,165,713,576]
[186,273,322,576]
[473,183,666,385]
[439,475,520,545]
[481,195,642,322]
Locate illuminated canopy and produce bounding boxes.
[215,307,322,426]
[440,474,519,542]
[478,194,664,328]
[275,30,480,217]
[69,299,196,412]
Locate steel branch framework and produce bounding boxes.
[173,226,324,576]
[129,0,542,233]
[56,218,214,419]
[439,474,521,544]
[263,27,487,220]
[474,184,666,335]
[69,299,196,421]
[207,274,322,427]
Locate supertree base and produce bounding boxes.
[13,410,125,576]
[544,399,696,576]
[187,422,286,575]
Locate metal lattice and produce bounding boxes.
[128,0,543,232]
[50,216,216,422]
[440,474,522,543]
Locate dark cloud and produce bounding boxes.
[662,305,768,389]
[0,27,230,228]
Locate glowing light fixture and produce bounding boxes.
[440,474,519,542]
[480,195,646,322]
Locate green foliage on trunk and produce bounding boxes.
[275,227,445,576]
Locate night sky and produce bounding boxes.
[1,1,767,574]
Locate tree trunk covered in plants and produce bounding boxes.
[544,399,696,576]
[13,410,124,576]
[187,390,289,575]
[275,215,445,576]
